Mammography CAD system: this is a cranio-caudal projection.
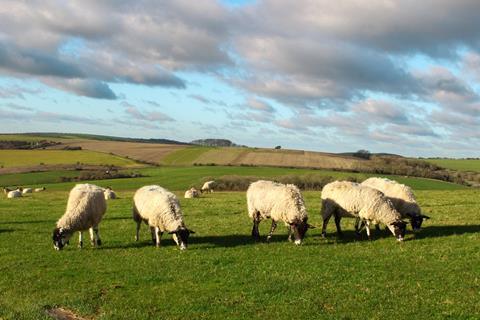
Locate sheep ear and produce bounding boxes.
[421,215,431,220]
[188,229,196,234]
[307,224,316,229]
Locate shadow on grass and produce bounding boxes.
[0,228,15,234]
[412,225,480,239]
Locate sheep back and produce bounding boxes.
[247,180,307,224]
[133,185,185,232]
[56,184,107,231]
[361,177,420,217]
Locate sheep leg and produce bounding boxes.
[355,218,366,236]
[334,214,343,237]
[150,226,156,245]
[321,215,331,238]
[89,227,101,247]
[78,232,83,248]
[287,225,293,242]
[251,216,261,241]
[266,220,277,243]
[155,227,162,247]
[365,221,372,240]
[135,220,141,241]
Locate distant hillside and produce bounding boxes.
[9,132,190,145]
[190,138,246,147]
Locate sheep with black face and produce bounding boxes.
[247,180,314,245]
[133,185,195,250]
[53,184,107,250]
[321,181,406,241]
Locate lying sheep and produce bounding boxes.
[184,187,200,199]
[7,188,22,198]
[34,187,46,192]
[103,187,117,200]
[52,184,107,250]
[360,177,429,231]
[22,188,32,194]
[2,187,13,194]
[133,185,195,250]
[247,180,314,245]
[201,180,216,193]
[321,181,406,241]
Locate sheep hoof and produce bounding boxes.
[78,241,83,248]
[97,239,102,246]
[321,232,327,238]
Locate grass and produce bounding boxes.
[427,159,480,172]
[0,150,139,168]
[0,134,51,142]
[0,165,467,191]
[0,179,478,319]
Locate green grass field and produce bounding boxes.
[0,166,478,319]
[161,147,213,165]
[427,159,480,172]
[0,150,139,168]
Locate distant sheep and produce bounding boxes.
[7,188,22,199]
[22,188,32,194]
[201,181,216,193]
[133,185,195,250]
[103,187,117,200]
[247,180,314,245]
[321,181,406,241]
[184,187,200,199]
[34,187,46,192]
[3,187,14,194]
[361,177,429,231]
[52,184,107,250]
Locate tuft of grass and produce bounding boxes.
[0,186,479,319]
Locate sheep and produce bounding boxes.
[22,188,33,194]
[133,185,195,250]
[360,177,429,231]
[52,184,107,250]
[34,187,46,192]
[184,187,200,198]
[321,181,406,241]
[2,187,13,194]
[7,188,22,198]
[103,187,117,200]
[246,180,314,245]
[201,180,216,193]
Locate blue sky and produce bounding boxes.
[0,0,479,157]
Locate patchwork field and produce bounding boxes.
[0,150,139,168]
[427,159,480,172]
[0,166,478,319]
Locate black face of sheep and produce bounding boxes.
[390,221,407,241]
[292,218,315,245]
[170,228,195,250]
[410,214,430,232]
[52,227,70,250]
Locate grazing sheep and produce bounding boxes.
[133,185,195,250]
[3,187,13,194]
[321,181,406,241]
[34,187,46,192]
[201,180,216,193]
[52,184,107,250]
[7,188,22,198]
[184,187,200,199]
[247,180,314,245]
[360,177,429,231]
[22,188,33,194]
[103,187,117,200]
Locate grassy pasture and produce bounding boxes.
[427,159,480,172]
[0,150,139,168]
[0,167,478,319]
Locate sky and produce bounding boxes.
[0,0,479,157]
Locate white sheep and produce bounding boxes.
[22,188,33,194]
[103,187,117,200]
[3,187,13,194]
[247,180,314,245]
[52,184,107,250]
[184,187,200,198]
[321,181,406,241]
[360,177,429,231]
[133,185,195,250]
[7,188,22,198]
[34,187,46,192]
[201,180,216,193]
